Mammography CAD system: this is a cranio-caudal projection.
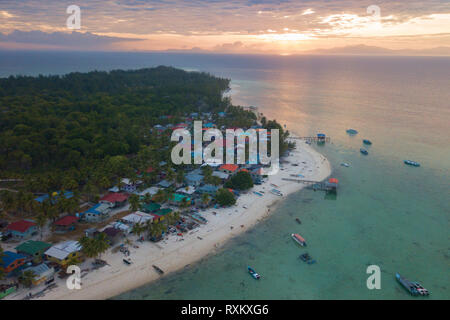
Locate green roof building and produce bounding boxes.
[15,240,52,263]
[142,202,161,213]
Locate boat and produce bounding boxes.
[123,258,131,265]
[153,265,164,275]
[340,162,350,167]
[247,266,261,280]
[360,148,368,155]
[363,139,372,145]
[291,233,307,246]
[270,189,283,196]
[396,273,429,296]
[404,160,420,167]
[346,129,358,135]
[299,253,316,264]
[191,213,208,224]
[295,218,302,224]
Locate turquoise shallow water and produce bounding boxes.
[1,52,448,299]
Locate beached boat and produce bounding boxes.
[123,258,132,265]
[363,139,372,145]
[291,233,307,246]
[191,213,208,224]
[396,273,429,296]
[299,253,316,264]
[360,148,369,155]
[270,189,283,196]
[295,218,301,224]
[346,129,358,135]
[153,265,164,275]
[340,162,350,167]
[247,266,261,280]
[404,160,420,167]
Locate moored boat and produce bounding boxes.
[346,129,358,135]
[340,162,350,167]
[299,253,316,264]
[396,273,429,296]
[404,160,420,167]
[270,189,283,196]
[295,218,302,224]
[363,139,372,145]
[360,148,368,155]
[291,233,307,246]
[248,266,261,279]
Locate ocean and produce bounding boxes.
[1,51,449,299]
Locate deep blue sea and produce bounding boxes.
[1,51,449,299]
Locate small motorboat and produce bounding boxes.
[396,273,429,296]
[346,129,358,135]
[270,189,283,196]
[123,258,132,265]
[340,162,350,167]
[404,160,420,167]
[360,148,369,155]
[152,265,164,275]
[291,233,307,247]
[295,218,302,224]
[299,253,316,264]
[247,266,261,280]
[363,139,372,145]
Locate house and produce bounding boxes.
[218,111,226,117]
[22,263,55,286]
[150,208,173,223]
[99,193,129,208]
[44,241,82,266]
[34,191,73,204]
[84,228,99,238]
[185,172,204,186]
[102,227,123,245]
[176,186,196,195]
[141,202,161,213]
[6,220,37,240]
[212,171,229,181]
[81,203,111,222]
[158,180,173,188]
[168,193,191,206]
[54,215,79,233]
[250,167,265,184]
[112,222,132,234]
[108,186,120,193]
[197,184,219,196]
[219,164,239,175]
[138,187,160,197]
[120,178,142,193]
[0,251,27,276]
[15,240,52,263]
[121,212,154,225]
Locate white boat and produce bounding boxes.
[291,233,307,246]
[340,162,350,167]
[270,189,283,196]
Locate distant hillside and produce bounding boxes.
[303,44,450,56]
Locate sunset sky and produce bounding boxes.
[0,0,449,54]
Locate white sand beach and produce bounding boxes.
[8,140,331,300]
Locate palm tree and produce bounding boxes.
[19,270,36,288]
[94,233,110,259]
[35,213,48,240]
[202,193,211,207]
[128,194,140,212]
[79,236,97,259]
[132,222,145,237]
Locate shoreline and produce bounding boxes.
[9,140,331,300]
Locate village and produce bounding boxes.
[0,109,294,299]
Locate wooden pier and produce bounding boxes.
[282,178,338,192]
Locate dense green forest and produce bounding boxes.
[0,67,230,191]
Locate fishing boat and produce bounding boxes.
[360,148,369,155]
[340,162,350,167]
[404,160,420,167]
[396,273,429,296]
[123,258,132,265]
[295,218,302,224]
[291,233,307,247]
[153,265,164,275]
[270,189,283,196]
[346,129,358,135]
[191,213,208,224]
[363,139,372,145]
[247,266,261,280]
[299,253,316,264]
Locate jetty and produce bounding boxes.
[282,178,338,192]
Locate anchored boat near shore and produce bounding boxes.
[404,160,420,167]
[291,233,307,247]
[396,273,429,296]
[360,148,369,155]
[247,266,261,280]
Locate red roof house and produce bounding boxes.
[99,192,129,208]
[54,216,79,232]
[6,220,37,239]
[219,164,239,174]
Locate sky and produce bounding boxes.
[0,0,449,54]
